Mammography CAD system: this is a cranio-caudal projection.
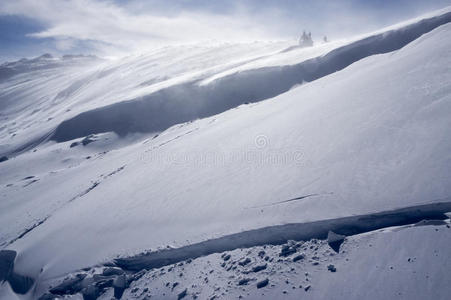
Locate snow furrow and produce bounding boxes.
[114,200,451,271]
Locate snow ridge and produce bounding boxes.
[47,11,451,143]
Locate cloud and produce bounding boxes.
[1,0,450,58]
[0,0,275,56]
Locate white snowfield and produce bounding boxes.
[0,8,451,299]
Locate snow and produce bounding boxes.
[0,41,297,153]
[8,222,449,300]
[0,8,451,299]
[115,223,451,300]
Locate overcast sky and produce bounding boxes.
[1,0,451,62]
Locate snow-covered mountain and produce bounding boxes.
[0,8,451,300]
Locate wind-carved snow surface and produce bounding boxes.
[1,41,311,155]
[48,10,451,143]
[2,10,451,152]
[0,8,451,300]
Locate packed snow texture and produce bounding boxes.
[0,8,451,300]
[104,223,451,300]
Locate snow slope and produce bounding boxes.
[0,8,451,300]
[0,41,341,154]
[2,9,451,153]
